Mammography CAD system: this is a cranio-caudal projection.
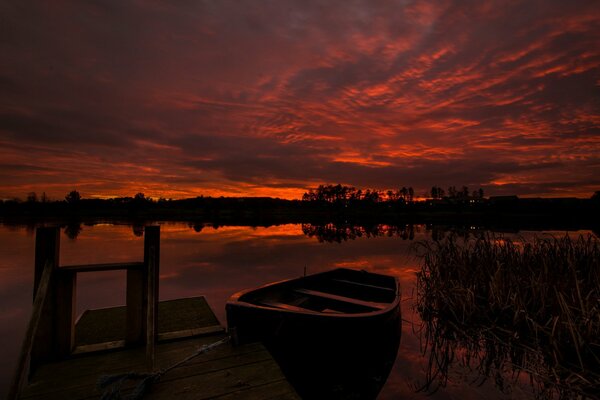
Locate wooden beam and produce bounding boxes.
[294,288,386,310]
[144,226,160,370]
[157,325,224,341]
[61,262,144,273]
[126,268,145,345]
[7,260,54,400]
[31,227,60,368]
[72,340,126,355]
[33,227,59,301]
[54,270,77,357]
[126,226,160,347]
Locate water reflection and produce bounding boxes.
[0,222,597,399]
[302,223,416,242]
[132,223,145,237]
[64,221,83,240]
[415,234,600,399]
[416,313,586,398]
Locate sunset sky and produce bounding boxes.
[1,1,599,200]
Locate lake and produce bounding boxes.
[0,222,594,398]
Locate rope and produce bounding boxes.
[98,336,231,400]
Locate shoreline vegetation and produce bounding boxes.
[1,186,599,231]
[415,234,600,398]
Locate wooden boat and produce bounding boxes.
[226,268,401,399]
[226,267,400,343]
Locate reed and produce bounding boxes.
[415,233,600,398]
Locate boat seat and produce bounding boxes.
[294,288,387,310]
[332,278,395,292]
[259,300,314,313]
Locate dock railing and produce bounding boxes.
[8,225,160,399]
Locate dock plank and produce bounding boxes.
[210,380,301,400]
[75,297,219,347]
[147,358,289,400]
[19,297,299,400]
[23,338,265,395]
[22,344,275,399]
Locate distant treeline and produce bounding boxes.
[302,184,485,203]
[1,187,599,228]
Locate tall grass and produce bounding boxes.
[416,234,600,398]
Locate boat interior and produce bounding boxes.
[239,269,398,314]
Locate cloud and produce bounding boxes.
[1,0,599,199]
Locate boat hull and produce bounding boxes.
[226,268,402,399]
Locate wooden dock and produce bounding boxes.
[9,226,299,400]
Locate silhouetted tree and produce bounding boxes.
[26,192,37,203]
[355,189,363,201]
[400,187,408,202]
[447,186,457,198]
[430,186,439,199]
[65,190,81,204]
[303,184,361,204]
[461,186,469,199]
[592,191,600,203]
[408,187,414,202]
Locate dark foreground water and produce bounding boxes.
[0,223,594,398]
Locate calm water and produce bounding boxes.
[0,222,593,398]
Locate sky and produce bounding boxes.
[1,0,599,200]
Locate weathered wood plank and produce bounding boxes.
[126,267,145,345]
[60,262,144,273]
[333,278,395,292]
[33,227,59,300]
[31,228,60,367]
[72,340,126,355]
[208,379,300,400]
[28,342,248,389]
[158,325,224,341]
[54,270,76,357]
[295,288,386,309]
[21,341,273,399]
[73,324,225,354]
[76,297,220,347]
[20,294,299,400]
[144,226,160,347]
[155,297,220,332]
[144,358,289,400]
[26,340,264,390]
[7,260,54,400]
[146,230,158,369]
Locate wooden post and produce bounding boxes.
[126,226,160,347]
[8,260,55,400]
[33,227,59,301]
[144,226,159,369]
[54,270,76,356]
[126,266,145,345]
[31,227,60,366]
